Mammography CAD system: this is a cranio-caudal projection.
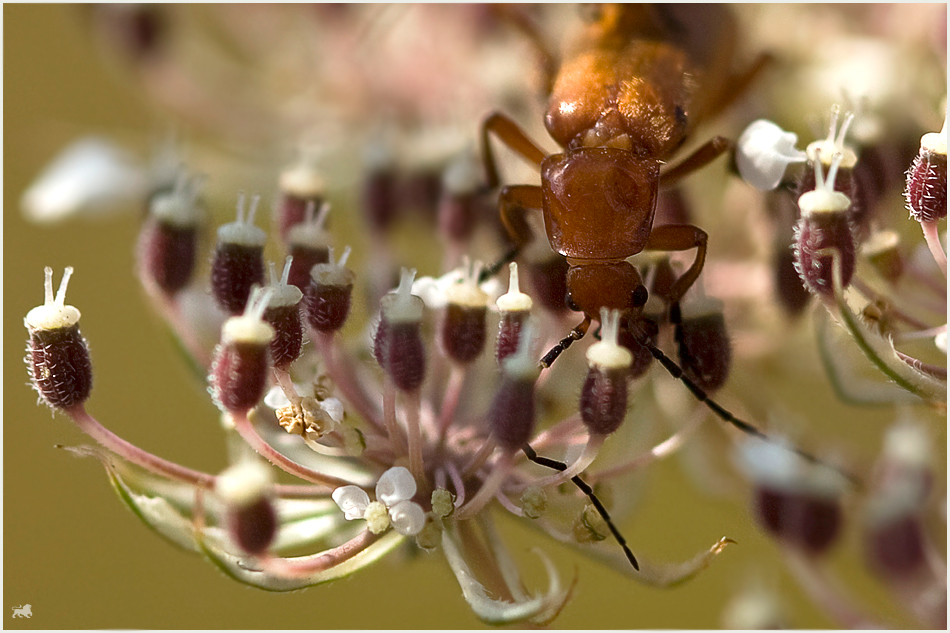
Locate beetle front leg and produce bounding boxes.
[643,224,708,305]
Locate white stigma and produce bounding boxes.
[444,257,488,308]
[496,262,533,313]
[587,308,633,370]
[217,192,267,247]
[266,257,303,307]
[25,266,81,331]
[381,267,424,323]
[806,104,857,168]
[221,286,275,345]
[798,150,851,216]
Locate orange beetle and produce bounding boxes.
[482,4,767,365]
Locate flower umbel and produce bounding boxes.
[16,4,946,629]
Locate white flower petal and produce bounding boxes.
[21,137,149,223]
[389,500,425,536]
[376,466,417,507]
[735,120,807,191]
[321,397,344,424]
[331,485,370,520]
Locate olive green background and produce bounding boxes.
[3,4,943,629]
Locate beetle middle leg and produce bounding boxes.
[659,136,731,187]
[480,112,547,189]
[479,184,543,283]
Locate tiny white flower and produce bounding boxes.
[735,119,807,191]
[331,467,425,536]
[332,485,371,520]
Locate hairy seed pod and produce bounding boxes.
[525,253,570,313]
[863,509,926,577]
[211,194,266,314]
[263,259,304,371]
[905,129,947,224]
[139,173,203,295]
[754,488,843,555]
[676,297,731,392]
[489,321,539,451]
[305,247,355,334]
[438,151,484,243]
[286,202,332,291]
[440,260,488,364]
[210,288,274,413]
[738,440,847,556]
[794,153,856,297]
[276,159,326,241]
[580,309,631,435]
[495,263,533,364]
[374,269,426,392]
[25,268,92,410]
[217,461,277,556]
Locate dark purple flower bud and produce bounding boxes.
[286,202,331,292]
[862,421,934,576]
[217,461,277,556]
[263,259,304,371]
[374,269,426,392]
[438,151,483,243]
[904,127,947,224]
[211,193,267,315]
[524,246,570,313]
[676,296,731,392]
[580,310,631,435]
[25,267,92,410]
[737,439,847,556]
[793,152,856,298]
[210,288,274,413]
[440,260,488,364]
[362,143,399,233]
[305,246,355,334]
[138,173,202,295]
[495,263,533,364]
[92,4,168,63]
[616,312,658,379]
[489,321,539,451]
[862,230,904,283]
[276,158,326,242]
[799,106,867,239]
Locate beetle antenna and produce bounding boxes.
[522,443,640,571]
[638,332,861,487]
[478,244,522,284]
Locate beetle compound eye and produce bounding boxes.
[630,284,649,309]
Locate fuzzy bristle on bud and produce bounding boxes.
[374,268,426,392]
[25,267,92,409]
[277,157,326,241]
[286,201,331,291]
[489,320,539,451]
[676,296,731,392]
[139,172,203,295]
[263,258,304,370]
[905,123,948,224]
[211,287,275,413]
[794,152,856,297]
[211,193,267,314]
[580,309,632,435]
[440,258,488,364]
[305,246,355,333]
[495,263,533,364]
